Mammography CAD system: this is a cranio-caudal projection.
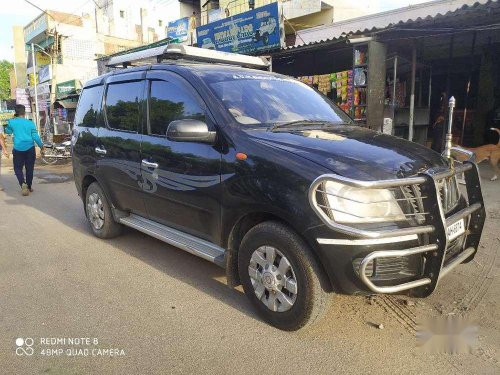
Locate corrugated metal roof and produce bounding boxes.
[288,0,497,49]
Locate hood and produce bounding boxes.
[248,125,448,180]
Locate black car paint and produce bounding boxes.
[73,64,456,295]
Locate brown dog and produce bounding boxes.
[457,128,500,181]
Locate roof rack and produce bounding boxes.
[106,44,271,70]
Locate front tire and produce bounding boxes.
[85,182,122,239]
[238,221,330,330]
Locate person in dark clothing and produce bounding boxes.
[431,115,445,153]
[5,105,44,196]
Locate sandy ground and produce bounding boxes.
[0,157,498,375]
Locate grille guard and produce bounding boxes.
[309,160,486,296]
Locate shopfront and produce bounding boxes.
[272,39,387,132]
[271,0,500,149]
[54,79,81,136]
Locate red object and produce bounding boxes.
[236,152,247,160]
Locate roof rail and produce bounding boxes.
[106,44,271,70]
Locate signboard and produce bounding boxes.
[15,88,31,113]
[36,51,51,66]
[196,2,284,55]
[167,17,189,43]
[38,65,52,83]
[28,72,39,87]
[56,79,80,99]
[208,8,224,23]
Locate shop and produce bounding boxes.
[272,39,387,131]
[272,0,500,148]
[53,79,81,136]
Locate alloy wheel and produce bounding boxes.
[248,246,298,312]
[87,192,105,230]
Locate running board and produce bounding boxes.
[119,214,225,267]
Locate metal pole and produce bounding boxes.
[408,43,417,142]
[391,55,398,135]
[460,31,476,145]
[392,55,397,108]
[428,67,432,109]
[445,96,456,159]
[31,43,39,132]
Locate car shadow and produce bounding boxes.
[0,171,261,324]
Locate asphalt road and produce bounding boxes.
[0,162,499,375]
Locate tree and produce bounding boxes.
[0,60,14,100]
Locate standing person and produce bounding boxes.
[431,114,445,153]
[5,105,44,196]
[189,11,197,46]
[0,124,10,191]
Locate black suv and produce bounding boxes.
[72,60,485,330]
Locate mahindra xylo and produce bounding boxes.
[72,47,485,330]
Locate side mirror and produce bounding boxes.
[166,119,216,144]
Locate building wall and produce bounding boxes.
[330,0,372,22]
[98,0,183,42]
[12,26,27,89]
[200,0,370,30]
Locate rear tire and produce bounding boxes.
[238,221,330,331]
[85,182,122,239]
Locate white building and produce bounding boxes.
[97,0,198,44]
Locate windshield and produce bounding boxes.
[200,71,351,126]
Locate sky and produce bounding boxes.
[0,0,433,61]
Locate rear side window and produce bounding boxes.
[149,80,205,136]
[105,81,143,132]
[74,85,103,128]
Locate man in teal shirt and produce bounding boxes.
[5,105,44,196]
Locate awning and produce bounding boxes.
[287,0,496,49]
[54,97,78,109]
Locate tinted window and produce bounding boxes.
[149,80,205,136]
[105,81,143,132]
[74,85,103,128]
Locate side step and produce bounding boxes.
[119,214,225,267]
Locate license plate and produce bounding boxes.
[447,219,465,241]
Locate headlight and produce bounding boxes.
[322,180,405,223]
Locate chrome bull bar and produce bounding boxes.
[355,161,485,294]
[309,160,485,295]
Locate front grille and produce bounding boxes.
[436,175,460,213]
[353,255,422,280]
[397,184,427,225]
[444,233,466,264]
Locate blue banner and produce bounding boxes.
[167,17,189,42]
[196,3,282,54]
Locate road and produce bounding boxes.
[0,160,499,375]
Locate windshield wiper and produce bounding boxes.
[270,120,330,131]
[270,120,349,131]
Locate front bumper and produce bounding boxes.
[308,158,486,297]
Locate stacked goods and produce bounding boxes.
[334,70,353,114]
[317,74,331,95]
[297,70,353,115]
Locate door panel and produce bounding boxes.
[96,77,147,214]
[72,84,104,192]
[141,73,222,243]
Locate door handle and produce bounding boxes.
[95,146,107,155]
[141,159,159,169]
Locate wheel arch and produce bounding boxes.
[80,174,116,215]
[224,211,332,292]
